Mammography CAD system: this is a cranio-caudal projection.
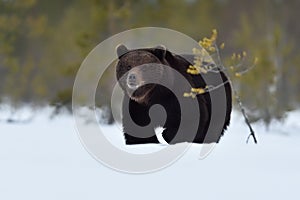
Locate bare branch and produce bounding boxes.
[233,89,258,144]
[187,29,258,144]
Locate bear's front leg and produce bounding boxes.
[161,113,181,144]
[161,127,179,144]
[123,118,159,145]
[122,98,159,145]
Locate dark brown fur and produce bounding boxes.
[116,45,232,144]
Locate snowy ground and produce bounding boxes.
[1,106,300,200]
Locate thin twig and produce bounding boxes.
[220,69,258,143]
[205,80,230,92]
[233,89,258,144]
[193,31,258,144]
[235,64,256,76]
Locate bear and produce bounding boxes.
[115,44,232,145]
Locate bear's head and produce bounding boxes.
[116,44,173,104]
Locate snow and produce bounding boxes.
[0,107,300,200]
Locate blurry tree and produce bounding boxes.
[232,0,299,125]
[0,0,299,126]
[0,0,48,104]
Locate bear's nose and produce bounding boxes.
[128,73,136,81]
[127,72,138,89]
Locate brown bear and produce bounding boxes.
[116,44,231,145]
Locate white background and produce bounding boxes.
[1,107,300,200]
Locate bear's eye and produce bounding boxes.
[127,65,131,71]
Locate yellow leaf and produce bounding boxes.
[187,69,199,75]
[211,29,218,41]
[231,53,236,60]
[209,47,216,52]
[220,43,225,49]
[189,65,196,69]
[191,88,206,94]
[235,72,241,77]
[183,93,191,97]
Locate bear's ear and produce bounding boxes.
[153,45,167,60]
[116,44,129,58]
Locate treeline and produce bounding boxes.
[0,0,299,125]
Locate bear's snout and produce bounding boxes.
[127,72,139,89]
